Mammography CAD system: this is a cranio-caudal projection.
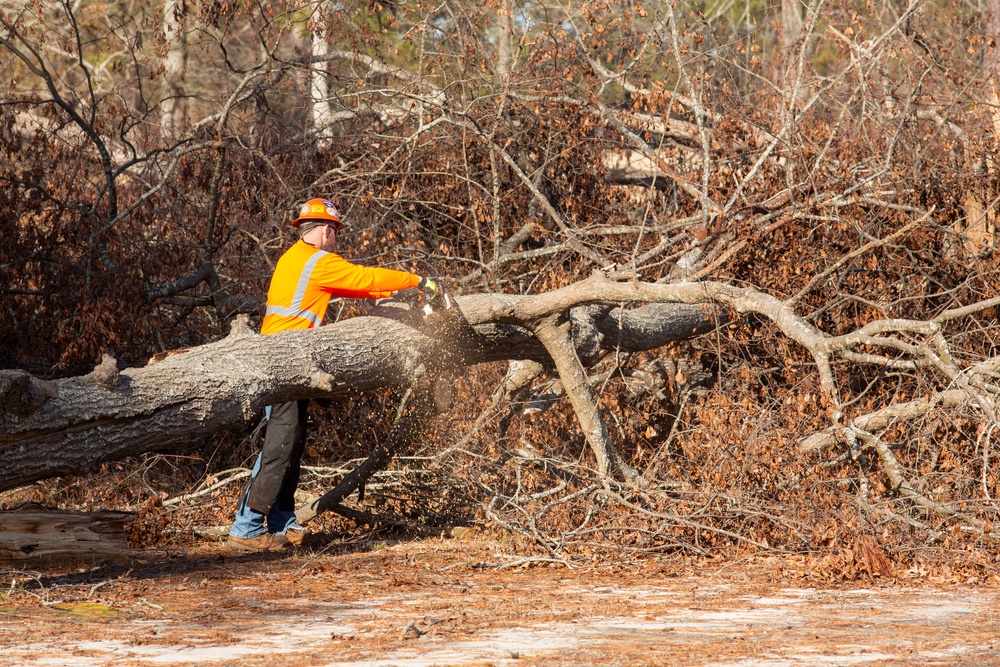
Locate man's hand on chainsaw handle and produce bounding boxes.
[418,276,443,302]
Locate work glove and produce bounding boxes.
[418,276,441,301]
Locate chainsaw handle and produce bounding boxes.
[394,281,451,313]
[420,277,449,304]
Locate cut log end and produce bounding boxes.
[0,504,133,566]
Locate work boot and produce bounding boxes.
[283,527,308,547]
[226,532,289,552]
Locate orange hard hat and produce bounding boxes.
[291,198,344,230]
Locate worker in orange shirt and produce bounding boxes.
[228,198,440,552]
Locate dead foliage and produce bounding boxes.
[1,0,1000,579]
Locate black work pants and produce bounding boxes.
[245,399,309,515]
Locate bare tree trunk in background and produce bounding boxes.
[986,0,1000,141]
[961,0,1000,252]
[496,0,515,86]
[160,0,187,137]
[780,0,803,53]
[955,0,1000,254]
[311,1,333,147]
[778,0,806,197]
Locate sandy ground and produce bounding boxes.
[1,536,999,667]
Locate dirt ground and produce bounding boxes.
[2,534,999,667]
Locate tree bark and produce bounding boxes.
[311,1,334,147]
[0,504,132,565]
[0,291,723,492]
[987,0,1000,143]
[160,0,187,137]
[780,0,803,53]
[962,0,1000,252]
[496,0,515,86]
[533,313,626,477]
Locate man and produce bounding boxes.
[227,198,439,552]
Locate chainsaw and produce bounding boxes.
[395,283,452,317]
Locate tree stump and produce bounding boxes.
[0,504,133,566]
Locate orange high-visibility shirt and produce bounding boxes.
[260,240,420,335]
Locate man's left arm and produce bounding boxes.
[315,252,421,298]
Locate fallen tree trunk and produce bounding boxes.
[0,287,724,492]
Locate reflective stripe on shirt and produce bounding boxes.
[265,247,329,328]
[290,249,328,312]
[263,304,323,327]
